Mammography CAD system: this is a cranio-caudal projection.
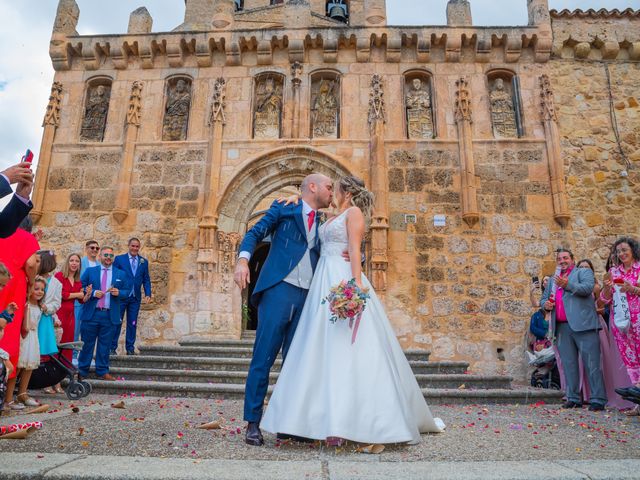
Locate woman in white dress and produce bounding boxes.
[261,176,445,444]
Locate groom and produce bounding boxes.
[234,173,333,446]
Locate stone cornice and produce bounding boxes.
[49,25,551,71]
[550,8,640,20]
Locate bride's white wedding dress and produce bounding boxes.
[261,208,445,444]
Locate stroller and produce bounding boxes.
[527,345,561,390]
[25,342,92,400]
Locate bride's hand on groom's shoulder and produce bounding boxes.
[276,194,300,206]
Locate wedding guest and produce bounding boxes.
[74,241,100,344]
[541,248,606,410]
[576,259,634,411]
[14,277,46,408]
[111,238,152,355]
[55,253,85,362]
[0,264,18,413]
[600,237,640,415]
[0,216,39,407]
[0,161,33,238]
[529,276,550,345]
[37,250,63,394]
[529,276,549,309]
[77,246,130,381]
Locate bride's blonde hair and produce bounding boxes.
[337,175,375,224]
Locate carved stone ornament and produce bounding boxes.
[253,76,283,139]
[217,231,242,274]
[162,78,192,141]
[291,61,303,88]
[539,74,557,123]
[489,78,517,138]
[209,77,227,125]
[454,77,472,123]
[405,78,434,139]
[43,82,64,127]
[311,78,339,138]
[80,84,111,142]
[368,74,386,125]
[126,81,143,126]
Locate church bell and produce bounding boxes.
[326,2,348,23]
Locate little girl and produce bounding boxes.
[15,277,46,407]
[36,250,63,394]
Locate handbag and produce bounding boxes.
[612,285,631,333]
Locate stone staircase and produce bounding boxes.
[90,337,562,404]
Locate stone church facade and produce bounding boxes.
[33,0,639,379]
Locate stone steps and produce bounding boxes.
[109,355,467,375]
[141,345,431,362]
[87,378,562,404]
[102,367,511,389]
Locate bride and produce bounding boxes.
[261,175,445,444]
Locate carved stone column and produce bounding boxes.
[113,81,143,223]
[367,75,389,291]
[32,81,63,223]
[197,77,227,287]
[291,61,303,139]
[539,74,570,227]
[454,77,480,227]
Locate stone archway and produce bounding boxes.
[216,146,353,234]
[195,146,352,339]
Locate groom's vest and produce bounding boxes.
[283,214,317,290]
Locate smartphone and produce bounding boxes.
[532,276,539,284]
[22,149,34,166]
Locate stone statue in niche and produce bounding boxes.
[80,84,110,142]
[489,78,517,138]
[163,78,192,141]
[254,77,283,139]
[311,79,339,138]
[405,78,434,139]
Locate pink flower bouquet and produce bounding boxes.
[322,278,370,344]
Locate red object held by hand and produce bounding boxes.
[613,278,625,285]
[548,294,555,304]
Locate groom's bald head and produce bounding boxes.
[301,173,333,210]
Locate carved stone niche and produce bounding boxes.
[487,69,524,139]
[253,73,284,140]
[80,79,112,142]
[162,76,193,141]
[404,72,435,140]
[310,71,340,139]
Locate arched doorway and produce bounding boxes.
[215,146,354,335]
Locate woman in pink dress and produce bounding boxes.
[600,237,640,416]
[54,253,84,363]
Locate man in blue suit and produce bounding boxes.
[111,237,152,355]
[0,162,33,238]
[78,246,131,381]
[234,173,333,446]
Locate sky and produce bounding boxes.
[0,0,638,176]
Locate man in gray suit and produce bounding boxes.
[541,249,606,410]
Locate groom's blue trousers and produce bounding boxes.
[244,281,308,423]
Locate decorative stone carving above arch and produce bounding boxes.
[403,70,435,140]
[487,69,524,139]
[216,146,352,233]
[80,77,112,142]
[162,76,193,141]
[253,73,285,139]
[310,70,341,139]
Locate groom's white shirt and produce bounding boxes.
[239,200,317,290]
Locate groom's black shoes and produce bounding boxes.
[276,433,314,444]
[245,422,264,446]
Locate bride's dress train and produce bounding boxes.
[261,208,445,444]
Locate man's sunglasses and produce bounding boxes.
[102,253,115,258]
[89,246,100,250]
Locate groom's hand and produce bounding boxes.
[234,258,250,290]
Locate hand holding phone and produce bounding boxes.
[22,149,34,165]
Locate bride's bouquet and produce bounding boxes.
[322,279,370,344]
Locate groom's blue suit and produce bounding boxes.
[240,200,321,423]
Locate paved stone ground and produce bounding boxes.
[1,393,639,462]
